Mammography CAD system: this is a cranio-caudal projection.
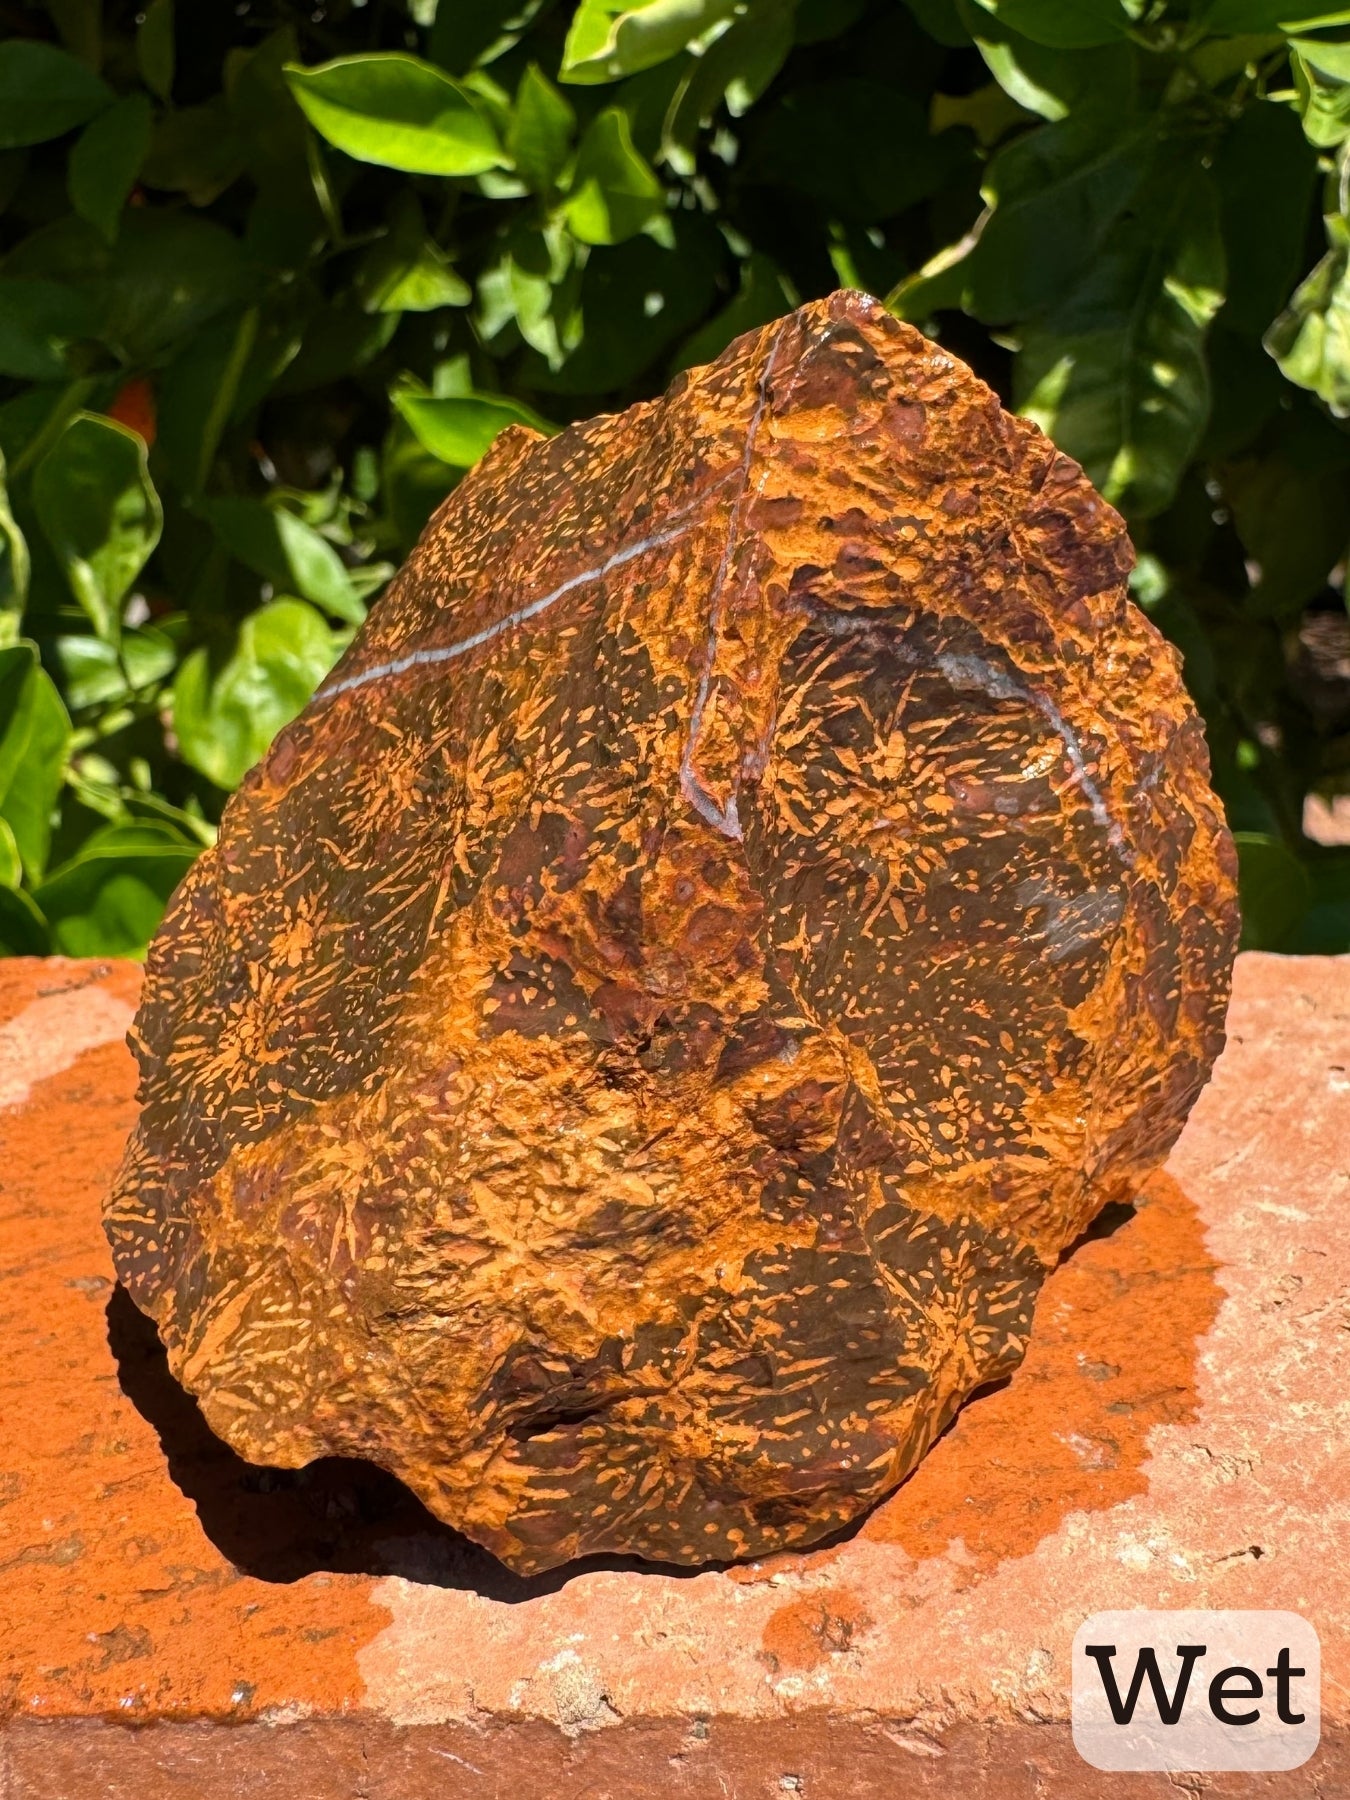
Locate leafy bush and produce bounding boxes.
[1,0,1348,959]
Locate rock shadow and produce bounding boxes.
[106,1283,720,1601]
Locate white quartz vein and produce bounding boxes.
[316,521,697,701]
[677,319,790,842]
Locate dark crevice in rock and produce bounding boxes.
[1057,1198,1138,1267]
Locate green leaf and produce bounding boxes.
[966,3,1135,122]
[742,80,973,226]
[228,28,314,191]
[965,116,1155,322]
[54,625,178,711]
[1202,322,1291,457]
[1220,407,1350,618]
[34,840,198,958]
[1284,850,1350,953]
[200,497,365,624]
[561,0,741,84]
[888,222,990,323]
[1291,33,1350,80]
[0,643,39,804]
[524,212,723,393]
[141,98,247,205]
[68,94,154,243]
[1291,45,1350,147]
[284,53,505,175]
[32,413,162,645]
[1266,212,1350,414]
[0,449,29,645]
[0,666,70,883]
[0,819,20,889]
[1016,167,1226,519]
[137,0,175,100]
[0,643,71,884]
[477,221,582,365]
[903,0,973,44]
[509,64,575,195]
[270,305,398,396]
[890,106,1153,328]
[1214,99,1319,340]
[0,884,49,956]
[928,80,1027,147]
[173,599,343,790]
[45,0,102,69]
[563,107,664,245]
[103,214,246,365]
[0,39,112,149]
[1197,1,1350,27]
[381,423,459,554]
[661,0,795,166]
[674,252,796,370]
[968,0,1130,46]
[355,193,472,313]
[429,0,538,75]
[4,211,246,367]
[1234,831,1313,949]
[155,306,274,497]
[395,391,556,465]
[0,278,97,380]
[365,244,471,314]
[122,790,216,849]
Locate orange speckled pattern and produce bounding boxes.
[1,952,1348,1799]
[105,292,1236,1577]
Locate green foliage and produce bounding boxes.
[1268,210,1350,410]
[1016,165,1227,515]
[0,642,70,885]
[32,412,161,643]
[564,106,663,242]
[0,0,1347,959]
[968,0,1133,48]
[198,497,365,624]
[395,389,557,463]
[0,452,28,640]
[560,0,742,84]
[173,598,345,790]
[34,827,196,955]
[0,39,110,147]
[284,54,506,175]
[68,93,153,242]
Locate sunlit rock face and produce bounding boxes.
[106,292,1238,1575]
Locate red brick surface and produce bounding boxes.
[1,953,1347,1797]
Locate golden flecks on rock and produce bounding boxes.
[106,292,1238,1575]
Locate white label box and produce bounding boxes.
[1072,1610,1320,1772]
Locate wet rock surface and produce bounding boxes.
[106,292,1238,1574]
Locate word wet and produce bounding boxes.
[1071,1610,1320,1773]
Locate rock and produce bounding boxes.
[105,291,1239,1575]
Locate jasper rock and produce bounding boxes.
[106,292,1239,1574]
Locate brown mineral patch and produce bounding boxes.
[760,1585,874,1672]
[859,1169,1221,1567]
